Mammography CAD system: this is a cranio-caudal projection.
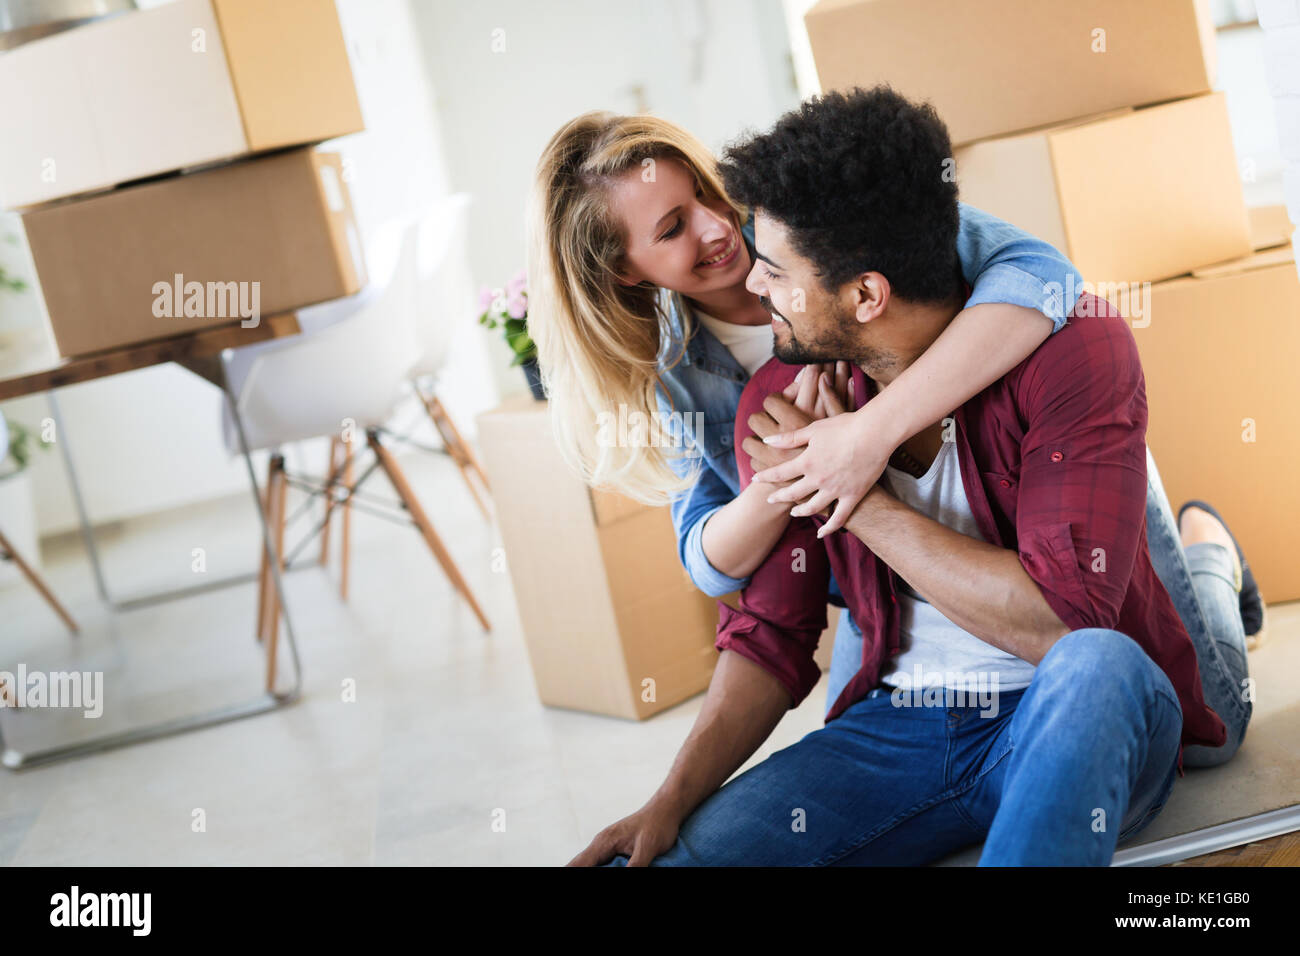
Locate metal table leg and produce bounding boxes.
[0,373,303,770]
[46,391,111,607]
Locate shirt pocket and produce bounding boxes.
[698,417,738,469]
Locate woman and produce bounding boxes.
[526,110,1250,766]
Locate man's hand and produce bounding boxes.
[743,391,812,479]
[744,362,854,480]
[754,371,900,538]
[567,652,794,867]
[567,798,684,867]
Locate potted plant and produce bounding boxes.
[478,269,544,400]
[0,411,51,586]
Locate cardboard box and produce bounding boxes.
[477,398,721,719]
[22,148,365,357]
[955,94,1251,285]
[1248,203,1295,252]
[0,0,363,210]
[805,0,1215,147]
[1110,215,1300,602]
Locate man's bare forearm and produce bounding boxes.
[648,650,792,821]
[844,488,1070,664]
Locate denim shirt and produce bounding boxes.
[655,203,1085,598]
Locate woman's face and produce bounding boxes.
[607,157,751,297]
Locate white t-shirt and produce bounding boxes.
[694,309,774,378]
[877,440,1038,693]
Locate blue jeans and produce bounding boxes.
[609,628,1182,865]
[827,450,1251,763]
[1141,449,1252,767]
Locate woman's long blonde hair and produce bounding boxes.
[526,111,746,504]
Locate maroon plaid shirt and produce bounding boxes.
[719,293,1226,771]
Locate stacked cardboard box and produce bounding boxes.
[807,0,1250,284]
[806,0,1219,147]
[3,0,366,357]
[806,1,1297,600]
[22,149,365,357]
[1109,208,1300,603]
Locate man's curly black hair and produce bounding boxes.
[719,85,961,304]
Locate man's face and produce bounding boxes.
[744,211,863,365]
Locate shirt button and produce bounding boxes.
[1050,451,1064,463]
[721,435,732,447]
[1000,479,1011,488]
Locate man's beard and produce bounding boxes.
[763,296,886,369]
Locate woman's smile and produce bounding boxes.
[696,229,740,270]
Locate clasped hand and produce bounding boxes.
[744,360,892,537]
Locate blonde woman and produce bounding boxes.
[527,110,1085,706]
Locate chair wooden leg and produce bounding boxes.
[366,429,490,632]
[264,454,288,693]
[340,433,353,602]
[320,436,340,567]
[417,385,491,519]
[255,454,278,644]
[0,527,78,634]
[431,395,491,493]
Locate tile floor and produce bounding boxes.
[0,446,829,865]
[1,445,1296,865]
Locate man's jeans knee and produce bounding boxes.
[977,627,1182,865]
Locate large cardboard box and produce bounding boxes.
[805,0,1216,147]
[22,148,365,357]
[478,398,721,719]
[955,94,1251,285]
[1112,210,1300,602]
[0,0,363,210]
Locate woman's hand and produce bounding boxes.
[752,371,900,537]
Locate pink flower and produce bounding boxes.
[506,293,527,319]
[505,269,528,298]
[478,286,496,311]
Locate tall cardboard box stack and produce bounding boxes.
[807,2,1299,601]
[2,0,367,357]
[1112,207,1300,603]
[478,398,721,719]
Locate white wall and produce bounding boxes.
[409,0,800,397]
[0,0,479,537]
[1217,23,1286,206]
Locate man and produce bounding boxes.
[571,86,1227,866]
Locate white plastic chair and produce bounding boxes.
[403,193,493,518]
[221,214,489,689]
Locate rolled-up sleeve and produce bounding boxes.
[1012,300,1149,630]
[957,202,1084,332]
[715,361,830,708]
[679,499,750,597]
[715,523,828,708]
